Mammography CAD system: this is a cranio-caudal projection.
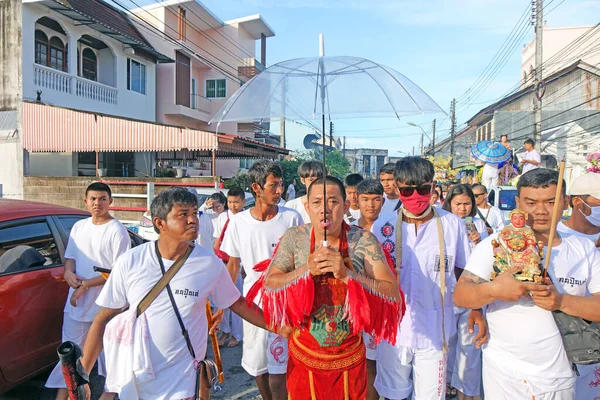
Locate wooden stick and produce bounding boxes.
[205,301,225,384]
[543,159,566,278]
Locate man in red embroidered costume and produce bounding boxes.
[257,176,403,399]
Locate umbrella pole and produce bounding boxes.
[322,112,327,246]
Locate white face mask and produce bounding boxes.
[579,200,600,227]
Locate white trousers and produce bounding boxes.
[46,313,106,389]
[219,273,243,341]
[482,175,498,189]
[483,356,575,400]
[447,307,482,397]
[375,343,447,400]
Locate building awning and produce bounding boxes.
[22,102,289,157]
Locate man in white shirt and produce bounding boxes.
[221,160,302,400]
[520,138,542,174]
[46,182,131,400]
[78,188,268,400]
[454,168,600,400]
[379,162,401,217]
[213,187,246,347]
[196,191,225,249]
[371,157,483,400]
[285,160,325,223]
[558,173,600,244]
[286,179,296,201]
[344,173,364,224]
[472,184,506,234]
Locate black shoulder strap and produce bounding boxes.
[477,209,492,229]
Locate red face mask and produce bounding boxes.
[400,191,431,215]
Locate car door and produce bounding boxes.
[0,217,67,383]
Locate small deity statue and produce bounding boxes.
[491,209,544,283]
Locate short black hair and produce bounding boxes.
[298,161,325,179]
[210,192,227,206]
[471,183,487,193]
[517,168,566,196]
[524,138,535,147]
[394,157,435,185]
[501,134,508,140]
[227,187,245,200]
[344,173,364,188]
[357,179,384,196]
[86,182,112,198]
[308,176,347,202]
[151,187,198,233]
[379,162,396,176]
[248,160,282,197]
[442,183,477,218]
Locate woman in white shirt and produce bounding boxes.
[442,184,488,400]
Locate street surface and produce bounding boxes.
[0,343,260,400]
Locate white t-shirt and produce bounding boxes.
[64,218,131,322]
[344,207,361,224]
[286,184,296,200]
[522,149,541,174]
[380,195,401,219]
[196,211,218,250]
[96,242,241,400]
[557,221,600,243]
[465,234,600,393]
[482,162,499,178]
[213,210,234,239]
[476,205,506,233]
[372,208,471,350]
[284,196,308,224]
[220,206,302,295]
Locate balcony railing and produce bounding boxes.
[191,94,211,114]
[75,76,117,105]
[33,64,117,105]
[238,58,265,80]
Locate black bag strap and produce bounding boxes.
[476,208,492,229]
[154,241,196,359]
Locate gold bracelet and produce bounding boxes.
[81,280,88,289]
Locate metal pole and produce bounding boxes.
[420,132,424,156]
[450,99,456,169]
[533,0,543,145]
[432,119,436,157]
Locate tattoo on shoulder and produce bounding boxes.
[271,226,309,273]
[459,270,488,284]
[350,230,385,272]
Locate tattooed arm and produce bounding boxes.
[264,226,311,290]
[81,307,123,374]
[349,230,400,301]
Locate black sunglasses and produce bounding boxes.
[398,183,433,197]
[474,193,487,197]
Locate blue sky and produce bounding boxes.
[133,0,600,155]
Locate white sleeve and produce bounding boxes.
[492,208,506,231]
[220,218,240,258]
[454,220,472,269]
[533,150,541,163]
[210,263,241,309]
[213,214,224,239]
[110,226,132,266]
[464,236,496,281]
[64,221,80,260]
[586,246,600,294]
[96,255,129,309]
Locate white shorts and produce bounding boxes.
[363,333,378,361]
[241,321,287,377]
[482,355,575,400]
[374,342,446,400]
[574,364,600,400]
[46,313,107,389]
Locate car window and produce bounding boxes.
[498,189,517,211]
[128,230,145,247]
[57,215,87,237]
[0,219,62,275]
[488,190,496,206]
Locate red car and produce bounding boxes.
[0,199,144,394]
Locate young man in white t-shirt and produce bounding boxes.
[454,168,600,400]
[371,157,485,400]
[285,160,325,223]
[79,187,268,400]
[472,183,506,234]
[558,173,600,244]
[213,187,246,347]
[197,191,225,249]
[520,138,542,174]
[344,173,364,224]
[379,162,401,218]
[221,160,302,400]
[46,182,131,400]
[286,179,296,201]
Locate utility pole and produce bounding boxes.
[342,136,346,158]
[280,119,286,148]
[431,119,436,157]
[450,99,456,169]
[420,132,424,156]
[533,0,543,145]
[412,146,415,156]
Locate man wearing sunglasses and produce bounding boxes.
[472,184,505,235]
[372,157,483,400]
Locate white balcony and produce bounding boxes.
[33,64,117,105]
[191,94,211,114]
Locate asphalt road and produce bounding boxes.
[0,343,260,400]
